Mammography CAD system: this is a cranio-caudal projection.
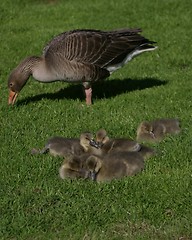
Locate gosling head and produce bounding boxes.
[86,155,102,181]
[80,132,100,151]
[96,129,110,147]
[137,121,155,139]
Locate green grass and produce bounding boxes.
[0,0,192,239]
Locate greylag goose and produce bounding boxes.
[31,132,99,157]
[136,118,181,143]
[96,128,141,154]
[8,28,157,105]
[85,151,145,182]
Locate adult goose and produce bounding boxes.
[8,28,157,105]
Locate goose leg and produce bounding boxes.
[85,87,92,105]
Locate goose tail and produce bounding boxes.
[107,43,157,73]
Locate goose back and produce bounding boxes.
[43,29,156,76]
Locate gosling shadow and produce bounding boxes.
[16,77,167,106]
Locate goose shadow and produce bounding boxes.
[16,77,167,106]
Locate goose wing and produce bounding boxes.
[43,29,153,68]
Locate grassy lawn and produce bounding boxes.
[0,0,192,239]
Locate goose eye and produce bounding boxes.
[9,82,13,88]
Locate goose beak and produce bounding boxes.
[8,90,18,105]
[89,139,100,149]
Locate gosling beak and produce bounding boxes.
[149,131,155,139]
[89,139,100,149]
[8,90,18,105]
[89,171,97,181]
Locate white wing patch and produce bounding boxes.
[106,46,157,73]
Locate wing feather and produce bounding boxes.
[43,29,155,68]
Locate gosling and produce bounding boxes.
[31,132,99,157]
[136,118,181,143]
[59,154,91,180]
[85,151,145,182]
[96,129,141,155]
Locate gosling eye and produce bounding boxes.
[9,82,13,88]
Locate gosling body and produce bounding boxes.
[31,132,99,157]
[59,154,90,180]
[136,118,181,143]
[86,151,145,182]
[96,129,141,154]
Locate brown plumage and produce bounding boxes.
[8,28,157,105]
[85,151,145,182]
[96,128,141,154]
[59,154,91,180]
[138,145,156,160]
[136,118,181,143]
[31,132,99,157]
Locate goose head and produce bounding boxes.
[8,68,30,105]
[8,56,41,105]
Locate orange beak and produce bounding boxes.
[8,90,18,105]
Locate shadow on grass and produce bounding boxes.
[16,77,167,106]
